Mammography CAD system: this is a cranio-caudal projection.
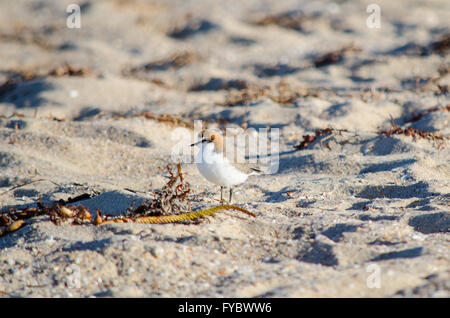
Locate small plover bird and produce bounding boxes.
[191,129,260,203]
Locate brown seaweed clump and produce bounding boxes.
[252,10,314,32]
[378,117,447,147]
[294,128,338,150]
[313,45,361,68]
[127,163,192,217]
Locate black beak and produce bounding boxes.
[191,139,204,147]
[191,138,209,146]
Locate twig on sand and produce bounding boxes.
[0,179,61,196]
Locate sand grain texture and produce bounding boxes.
[0,0,449,297]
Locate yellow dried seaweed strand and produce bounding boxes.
[0,220,25,237]
[96,204,255,225]
[0,205,255,236]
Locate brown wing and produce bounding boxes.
[221,132,263,175]
[230,162,261,175]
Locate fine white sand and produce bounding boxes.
[0,0,449,297]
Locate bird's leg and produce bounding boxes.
[220,186,224,204]
[229,188,233,204]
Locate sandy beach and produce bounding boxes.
[0,0,449,297]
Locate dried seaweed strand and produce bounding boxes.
[1,202,256,236]
[95,204,255,225]
[0,220,25,237]
[0,165,255,237]
[379,117,446,141]
[106,111,194,129]
[405,104,450,123]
